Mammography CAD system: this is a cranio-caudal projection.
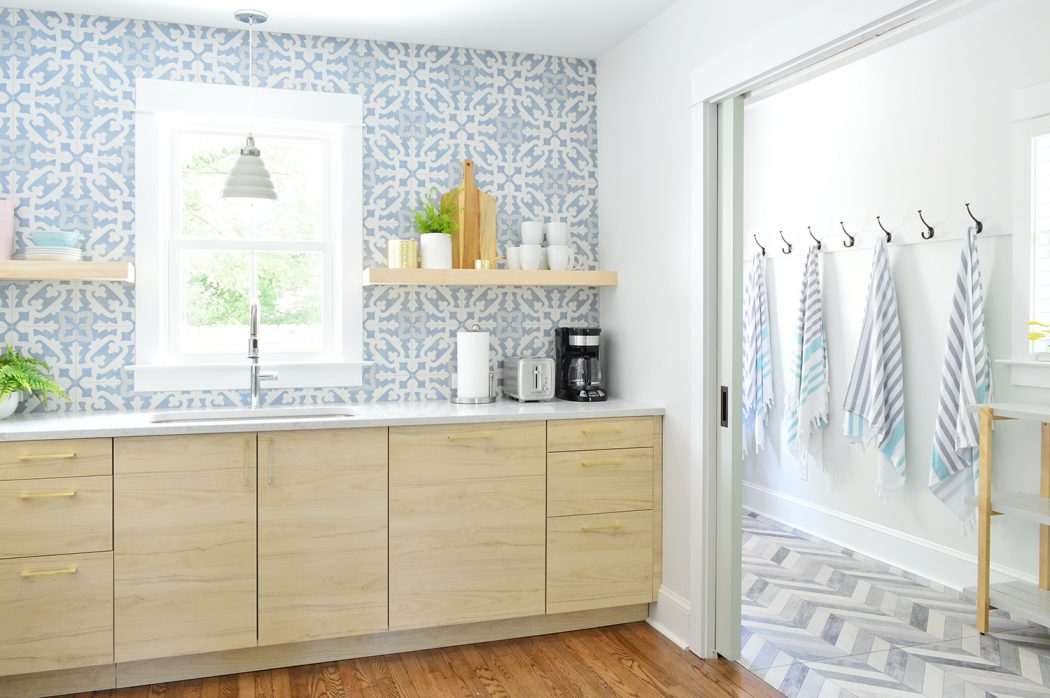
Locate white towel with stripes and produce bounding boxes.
[929,226,990,523]
[843,238,907,496]
[786,246,829,477]
[742,253,773,456]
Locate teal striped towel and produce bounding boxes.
[742,254,773,455]
[929,226,990,523]
[787,246,828,478]
[843,238,906,496]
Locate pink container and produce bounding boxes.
[0,200,13,261]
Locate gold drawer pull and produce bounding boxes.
[21,566,78,579]
[581,428,624,436]
[581,524,623,533]
[17,452,77,461]
[19,490,77,499]
[447,432,494,441]
[581,459,623,468]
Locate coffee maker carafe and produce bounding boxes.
[555,327,607,402]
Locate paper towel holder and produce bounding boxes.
[451,324,497,404]
[450,372,497,404]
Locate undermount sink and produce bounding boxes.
[149,406,355,423]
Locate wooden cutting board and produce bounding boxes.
[441,160,497,269]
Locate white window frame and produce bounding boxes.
[1007,79,1050,388]
[132,79,366,392]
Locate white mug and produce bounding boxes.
[546,221,569,246]
[520,244,543,270]
[521,221,544,245]
[546,244,574,271]
[506,246,521,270]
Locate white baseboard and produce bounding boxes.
[742,481,1037,590]
[646,586,690,649]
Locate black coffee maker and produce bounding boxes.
[555,327,607,402]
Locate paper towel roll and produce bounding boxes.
[456,330,490,398]
[0,200,13,262]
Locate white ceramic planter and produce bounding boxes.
[420,233,453,269]
[0,392,20,420]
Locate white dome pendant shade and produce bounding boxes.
[222,134,277,201]
[222,9,277,204]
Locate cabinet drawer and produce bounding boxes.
[0,551,113,677]
[0,476,112,559]
[547,510,653,615]
[0,439,112,481]
[547,417,654,452]
[390,421,546,481]
[548,448,653,517]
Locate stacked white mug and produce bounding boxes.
[507,220,572,271]
[545,222,572,270]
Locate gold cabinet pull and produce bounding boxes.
[447,432,494,441]
[581,459,623,468]
[19,490,77,499]
[581,524,624,533]
[266,437,274,486]
[21,566,78,578]
[242,436,250,487]
[17,452,77,461]
[581,428,624,436]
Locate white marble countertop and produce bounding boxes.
[0,398,664,442]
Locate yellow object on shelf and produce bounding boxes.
[387,239,418,269]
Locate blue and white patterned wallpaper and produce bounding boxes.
[0,8,600,412]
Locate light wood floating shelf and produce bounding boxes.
[0,260,135,282]
[363,268,618,287]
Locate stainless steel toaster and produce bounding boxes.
[502,357,555,402]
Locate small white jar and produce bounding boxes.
[420,233,453,269]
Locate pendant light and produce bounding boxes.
[222,9,277,202]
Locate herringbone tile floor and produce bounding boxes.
[741,511,1050,697]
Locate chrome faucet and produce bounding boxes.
[248,302,278,408]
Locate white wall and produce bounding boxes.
[742,0,1050,590]
[596,0,823,643]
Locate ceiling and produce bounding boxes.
[9,0,678,58]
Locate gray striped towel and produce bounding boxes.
[742,254,773,455]
[929,226,990,523]
[786,246,828,478]
[843,238,907,496]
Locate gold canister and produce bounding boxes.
[387,239,418,269]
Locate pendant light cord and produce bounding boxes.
[248,16,255,136]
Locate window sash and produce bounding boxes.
[162,124,338,363]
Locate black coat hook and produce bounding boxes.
[778,230,792,255]
[753,234,766,256]
[917,210,934,240]
[876,216,892,243]
[840,221,856,248]
[808,226,822,251]
[966,203,983,234]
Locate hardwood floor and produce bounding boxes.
[63,623,780,697]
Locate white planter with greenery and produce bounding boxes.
[414,187,458,270]
[0,344,69,419]
[0,392,19,420]
[420,233,453,269]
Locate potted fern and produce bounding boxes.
[0,345,69,418]
[414,187,458,269]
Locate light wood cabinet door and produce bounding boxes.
[389,421,546,630]
[547,510,654,614]
[114,433,257,663]
[258,428,388,646]
[0,551,113,676]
